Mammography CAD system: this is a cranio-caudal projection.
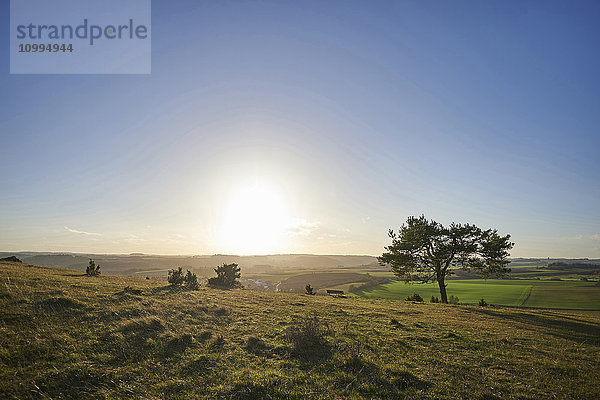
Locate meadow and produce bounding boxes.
[5,252,598,309]
[352,279,600,309]
[1,261,599,399]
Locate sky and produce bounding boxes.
[1,0,599,257]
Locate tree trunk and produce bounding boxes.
[438,277,448,303]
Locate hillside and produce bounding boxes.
[0,252,379,276]
[1,261,599,399]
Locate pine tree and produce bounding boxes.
[207,263,241,288]
[86,259,101,276]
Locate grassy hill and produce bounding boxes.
[1,261,599,399]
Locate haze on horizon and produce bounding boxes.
[1,1,599,258]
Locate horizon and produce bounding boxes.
[2,1,599,258]
[2,250,597,261]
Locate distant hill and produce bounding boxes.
[2,252,598,279]
[0,252,380,276]
[546,261,600,274]
[22,254,89,270]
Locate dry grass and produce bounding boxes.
[1,261,599,399]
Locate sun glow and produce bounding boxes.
[220,184,290,254]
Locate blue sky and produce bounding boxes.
[1,0,599,257]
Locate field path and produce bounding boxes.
[519,285,533,306]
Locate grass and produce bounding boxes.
[277,272,372,292]
[354,279,600,309]
[1,261,599,399]
[243,263,597,296]
[524,283,600,308]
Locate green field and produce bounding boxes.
[354,279,600,309]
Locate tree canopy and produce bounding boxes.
[379,215,513,303]
[208,263,242,289]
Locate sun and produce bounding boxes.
[220,184,289,254]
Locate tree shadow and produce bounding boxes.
[471,308,600,345]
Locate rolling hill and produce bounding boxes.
[1,261,599,399]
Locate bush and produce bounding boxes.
[478,298,488,307]
[430,296,440,303]
[285,314,331,356]
[184,270,200,290]
[168,267,199,290]
[405,292,424,302]
[305,284,315,295]
[207,263,241,289]
[86,259,100,276]
[448,295,459,305]
[168,267,185,285]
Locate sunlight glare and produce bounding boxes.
[220,183,289,254]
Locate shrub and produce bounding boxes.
[168,267,199,290]
[448,295,460,305]
[285,314,331,356]
[405,292,424,302]
[86,259,100,276]
[207,263,241,289]
[168,267,185,286]
[430,296,440,303]
[184,270,200,290]
[305,284,315,295]
[478,298,488,307]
